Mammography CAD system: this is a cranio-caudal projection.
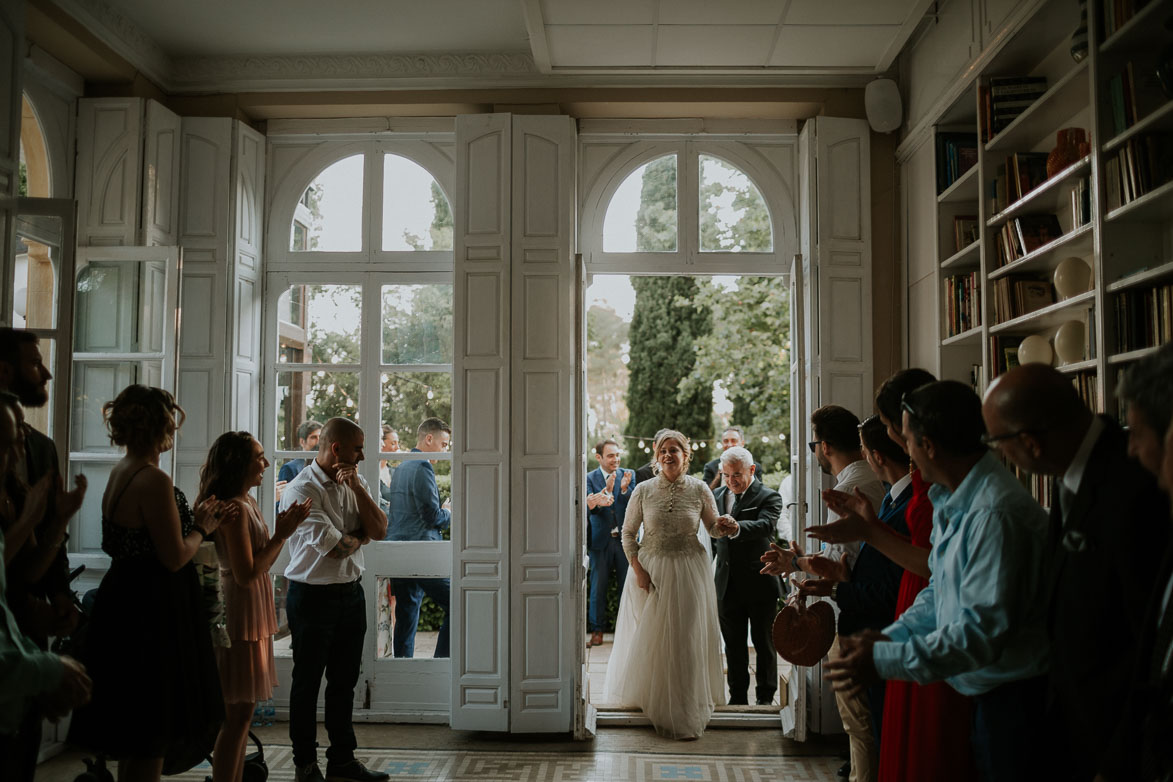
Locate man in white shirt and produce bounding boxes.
[280,418,389,782]
[810,405,885,570]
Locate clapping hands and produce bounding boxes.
[193,496,239,536]
[275,498,312,540]
[808,488,879,545]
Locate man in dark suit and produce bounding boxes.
[585,439,635,647]
[0,328,86,781]
[702,426,762,490]
[712,446,784,705]
[983,363,1170,780]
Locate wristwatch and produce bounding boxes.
[830,583,839,601]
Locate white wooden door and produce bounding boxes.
[451,113,512,730]
[68,246,181,567]
[784,251,808,740]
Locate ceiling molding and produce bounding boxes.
[521,0,551,74]
[51,0,173,86]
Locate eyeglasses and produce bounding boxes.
[808,440,824,453]
[980,429,1038,447]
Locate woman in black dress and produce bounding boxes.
[69,385,237,782]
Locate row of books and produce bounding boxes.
[1070,177,1092,228]
[1101,0,1149,40]
[1114,283,1173,353]
[992,214,1063,268]
[1106,61,1165,138]
[990,335,1025,376]
[944,272,981,337]
[952,215,979,254]
[992,275,1055,323]
[989,152,1049,214]
[1105,133,1173,212]
[979,77,1048,143]
[1009,461,1054,509]
[936,132,979,194]
[1071,370,1099,413]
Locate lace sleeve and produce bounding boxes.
[698,481,725,537]
[621,484,643,561]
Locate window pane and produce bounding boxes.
[603,155,678,252]
[74,260,167,353]
[382,155,454,251]
[376,575,450,659]
[381,284,453,365]
[13,214,63,330]
[71,360,163,452]
[276,370,359,451]
[289,154,363,252]
[277,285,361,365]
[380,373,452,448]
[699,155,774,253]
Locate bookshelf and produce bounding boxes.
[913,0,1173,508]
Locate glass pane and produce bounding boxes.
[74,260,167,353]
[603,155,677,253]
[381,284,453,364]
[13,214,63,329]
[375,575,450,659]
[699,155,774,253]
[380,373,452,448]
[382,155,454,251]
[276,370,359,451]
[272,574,292,659]
[289,154,363,252]
[23,338,55,439]
[72,461,113,552]
[277,284,361,365]
[70,360,163,452]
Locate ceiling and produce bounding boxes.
[41,0,934,93]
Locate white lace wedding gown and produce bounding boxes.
[603,473,727,739]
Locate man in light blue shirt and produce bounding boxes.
[827,380,1049,782]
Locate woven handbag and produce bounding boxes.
[772,591,835,666]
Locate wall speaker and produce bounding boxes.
[865,79,903,133]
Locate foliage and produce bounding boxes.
[681,277,792,473]
[634,156,677,252]
[698,155,773,253]
[624,276,714,470]
[586,304,630,447]
[18,160,27,198]
[403,180,454,251]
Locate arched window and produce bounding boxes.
[580,138,796,275]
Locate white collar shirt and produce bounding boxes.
[1060,416,1105,518]
[889,473,914,504]
[824,460,886,570]
[281,460,372,585]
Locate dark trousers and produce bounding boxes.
[0,702,41,782]
[588,539,628,632]
[286,579,366,768]
[718,592,778,704]
[971,675,1048,782]
[392,577,450,658]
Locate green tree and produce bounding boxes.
[699,155,773,253]
[624,276,713,471]
[682,277,791,473]
[586,304,630,446]
[635,156,678,252]
[403,181,454,250]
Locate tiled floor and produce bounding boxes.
[36,724,846,781]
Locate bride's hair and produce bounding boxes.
[652,429,692,475]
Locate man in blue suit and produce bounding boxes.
[586,439,634,647]
[388,417,451,658]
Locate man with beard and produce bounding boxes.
[0,328,86,780]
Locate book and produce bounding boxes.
[953,216,979,252]
[1014,279,1055,315]
[1015,214,1063,254]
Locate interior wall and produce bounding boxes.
[870,129,901,390]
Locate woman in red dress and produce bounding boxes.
[816,369,976,782]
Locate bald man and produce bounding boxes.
[280,418,389,782]
[982,365,1169,781]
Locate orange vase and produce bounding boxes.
[1047,128,1086,178]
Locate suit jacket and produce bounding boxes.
[634,462,655,486]
[712,478,784,603]
[586,467,634,550]
[835,482,911,637]
[702,457,763,488]
[1044,418,1170,775]
[6,425,67,646]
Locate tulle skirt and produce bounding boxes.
[603,542,726,739]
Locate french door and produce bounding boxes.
[262,270,454,720]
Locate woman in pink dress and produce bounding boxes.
[198,432,310,782]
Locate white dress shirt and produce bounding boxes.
[1059,416,1104,522]
[824,459,885,569]
[282,459,373,585]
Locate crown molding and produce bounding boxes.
[52,0,173,87]
[170,52,543,92]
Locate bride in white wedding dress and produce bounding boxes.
[603,429,739,739]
